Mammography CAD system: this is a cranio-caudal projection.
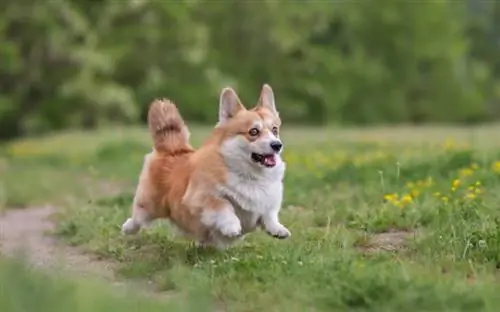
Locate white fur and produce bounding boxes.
[200,135,290,246]
[121,218,140,234]
[124,85,289,249]
[121,152,155,235]
[201,206,242,237]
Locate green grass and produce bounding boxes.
[0,255,212,312]
[3,124,500,311]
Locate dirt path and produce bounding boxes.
[0,205,170,300]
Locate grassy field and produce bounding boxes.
[0,255,213,312]
[3,124,500,311]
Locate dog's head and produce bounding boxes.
[215,84,283,169]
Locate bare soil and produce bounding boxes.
[357,229,417,253]
[0,205,170,300]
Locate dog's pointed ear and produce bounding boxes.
[218,87,245,124]
[256,84,278,116]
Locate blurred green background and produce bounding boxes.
[1,0,500,140]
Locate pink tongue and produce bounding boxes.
[263,155,276,166]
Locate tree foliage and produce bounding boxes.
[0,0,499,139]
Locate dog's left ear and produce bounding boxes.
[256,84,278,116]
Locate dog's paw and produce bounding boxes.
[218,220,242,238]
[266,224,291,239]
[121,218,140,235]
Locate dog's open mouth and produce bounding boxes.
[251,153,277,167]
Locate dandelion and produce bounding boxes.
[467,183,483,195]
[383,193,398,202]
[6,142,43,158]
[459,168,474,177]
[491,161,500,174]
[410,189,420,198]
[415,177,433,188]
[443,138,456,151]
[405,182,415,189]
[383,193,409,208]
[465,193,476,200]
[451,179,460,191]
[403,177,433,200]
[400,194,413,205]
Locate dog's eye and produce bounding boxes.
[248,128,260,136]
[272,127,279,135]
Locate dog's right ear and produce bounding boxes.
[218,87,245,124]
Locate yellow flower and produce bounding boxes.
[401,194,413,205]
[443,139,456,151]
[441,196,449,203]
[414,177,433,189]
[6,142,43,158]
[459,168,474,177]
[383,193,398,202]
[451,179,460,191]
[491,161,500,173]
[465,193,477,200]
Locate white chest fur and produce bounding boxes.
[216,134,287,235]
[217,162,285,233]
[221,172,282,212]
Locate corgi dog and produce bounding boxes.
[121,84,290,249]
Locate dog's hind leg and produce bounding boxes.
[121,199,155,235]
[122,151,159,235]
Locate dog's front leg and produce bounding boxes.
[260,208,291,239]
[200,200,242,238]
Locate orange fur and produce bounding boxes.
[122,85,290,248]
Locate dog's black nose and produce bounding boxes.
[270,141,283,152]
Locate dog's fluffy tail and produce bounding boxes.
[147,99,193,155]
